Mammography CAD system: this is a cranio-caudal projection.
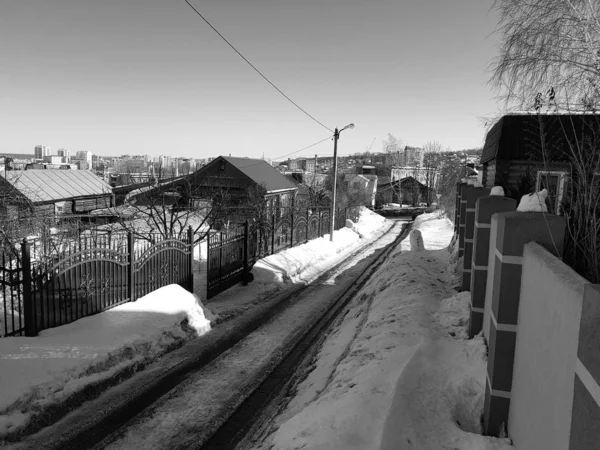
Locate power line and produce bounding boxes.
[271,135,333,161]
[236,135,333,169]
[184,0,333,133]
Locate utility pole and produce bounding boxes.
[329,129,339,242]
[329,124,355,242]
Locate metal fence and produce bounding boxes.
[1,229,194,337]
[207,206,360,299]
[1,250,24,337]
[2,206,362,335]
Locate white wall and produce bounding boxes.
[509,242,589,450]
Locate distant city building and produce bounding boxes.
[403,146,424,166]
[71,159,90,170]
[115,158,146,173]
[34,145,51,160]
[57,149,71,163]
[43,155,64,164]
[75,150,93,169]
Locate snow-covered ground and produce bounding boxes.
[250,212,514,450]
[0,207,392,442]
[0,285,213,438]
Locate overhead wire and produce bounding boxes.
[235,135,333,169]
[184,0,333,133]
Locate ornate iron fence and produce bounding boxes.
[1,229,194,337]
[1,249,24,337]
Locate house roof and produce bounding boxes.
[481,113,600,164]
[220,156,297,193]
[1,170,112,204]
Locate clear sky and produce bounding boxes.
[0,0,502,160]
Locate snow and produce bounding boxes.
[0,209,515,448]
[251,212,513,450]
[491,186,505,196]
[0,285,213,438]
[0,207,392,441]
[517,189,549,212]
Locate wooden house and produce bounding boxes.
[480,113,600,214]
[376,176,430,208]
[0,169,113,217]
[183,156,298,212]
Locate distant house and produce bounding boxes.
[392,166,440,187]
[376,176,430,208]
[0,169,113,217]
[346,173,377,208]
[480,113,600,214]
[183,156,298,213]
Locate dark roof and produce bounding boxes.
[377,176,392,186]
[1,170,112,203]
[481,113,600,164]
[221,156,297,192]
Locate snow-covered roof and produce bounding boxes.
[1,169,112,204]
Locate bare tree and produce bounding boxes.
[491,0,600,110]
[422,141,443,206]
[382,133,405,166]
[491,0,600,283]
[106,177,230,245]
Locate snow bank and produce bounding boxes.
[433,291,471,339]
[252,207,388,285]
[379,291,513,450]
[379,336,512,450]
[0,285,214,439]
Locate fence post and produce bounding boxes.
[219,231,223,289]
[271,214,275,255]
[469,194,517,338]
[187,226,194,293]
[290,210,294,247]
[21,239,36,337]
[454,182,466,235]
[127,232,135,301]
[570,285,600,449]
[306,209,310,243]
[483,211,566,437]
[458,183,474,257]
[461,186,491,291]
[243,221,249,285]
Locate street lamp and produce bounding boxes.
[330,123,355,241]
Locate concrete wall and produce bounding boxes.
[509,242,589,449]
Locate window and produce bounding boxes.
[536,170,568,215]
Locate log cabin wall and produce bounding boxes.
[486,158,572,201]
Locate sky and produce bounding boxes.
[0,0,502,160]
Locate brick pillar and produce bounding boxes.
[570,284,600,450]
[484,211,566,436]
[461,187,491,292]
[454,182,467,235]
[458,184,474,257]
[468,195,517,338]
